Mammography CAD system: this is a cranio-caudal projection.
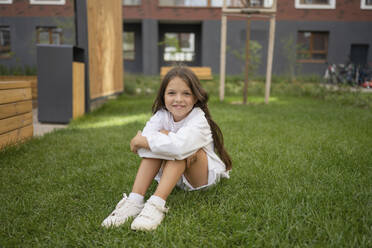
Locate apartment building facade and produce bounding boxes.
[0,0,372,76]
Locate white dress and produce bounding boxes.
[137,107,230,191]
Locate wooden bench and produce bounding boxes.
[0,81,34,149]
[160,66,213,80]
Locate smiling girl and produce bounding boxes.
[102,66,232,231]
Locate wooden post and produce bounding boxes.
[243,18,250,104]
[264,14,276,104]
[219,0,227,102]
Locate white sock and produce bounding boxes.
[128,192,144,204]
[149,195,166,208]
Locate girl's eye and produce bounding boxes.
[167,92,175,95]
[184,92,192,96]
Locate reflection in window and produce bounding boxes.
[297,31,328,62]
[159,0,207,7]
[300,0,329,4]
[36,27,63,44]
[123,0,141,5]
[123,31,135,60]
[361,0,372,9]
[0,26,11,57]
[0,0,13,4]
[30,0,66,5]
[295,0,335,9]
[211,0,272,7]
[163,33,195,62]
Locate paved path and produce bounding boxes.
[32,109,67,137]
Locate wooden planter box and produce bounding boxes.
[0,81,34,149]
[0,76,38,108]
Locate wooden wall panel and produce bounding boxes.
[0,100,32,120]
[0,86,32,105]
[87,0,123,100]
[73,62,85,119]
[0,81,34,149]
[0,112,33,135]
[0,125,33,149]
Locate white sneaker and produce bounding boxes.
[101,193,144,228]
[130,198,169,231]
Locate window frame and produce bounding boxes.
[158,0,208,7]
[0,0,12,4]
[30,0,65,5]
[123,31,136,61]
[211,0,273,8]
[123,0,141,6]
[0,26,11,58]
[297,31,329,63]
[36,27,63,45]
[162,32,196,62]
[158,0,273,8]
[361,0,372,9]
[295,0,336,9]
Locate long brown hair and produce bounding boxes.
[152,66,232,171]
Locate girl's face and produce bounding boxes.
[164,77,197,122]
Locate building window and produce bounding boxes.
[295,0,336,9]
[159,0,207,7]
[0,0,12,4]
[36,27,63,44]
[162,32,195,62]
[30,0,65,5]
[211,0,272,7]
[158,0,272,7]
[361,0,372,9]
[123,31,135,60]
[297,31,328,63]
[123,0,141,5]
[0,26,11,58]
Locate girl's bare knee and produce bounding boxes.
[186,149,205,168]
[184,149,208,188]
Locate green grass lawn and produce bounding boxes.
[1,94,372,247]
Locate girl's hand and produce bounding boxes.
[130,131,149,153]
[160,129,169,135]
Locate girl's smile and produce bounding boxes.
[164,77,197,122]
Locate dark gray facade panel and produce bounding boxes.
[202,20,270,76]
[142,19,158,75]
[75,0,90,112]
[201,20,372,76]
[0,17,75,69]
[202,21,220,74]
[275,21,372,75]
[124,23,142,74]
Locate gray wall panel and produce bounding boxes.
[202,20,221,74]
[202,20,270,76]
[202,20,372,76]
[142,19,158,75]
[0,17,75,69]
[124,23,142,74]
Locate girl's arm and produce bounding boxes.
[141,110,166,137]
[146,115,212,160]
[131,129,169,153]
[130,131,150,153]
